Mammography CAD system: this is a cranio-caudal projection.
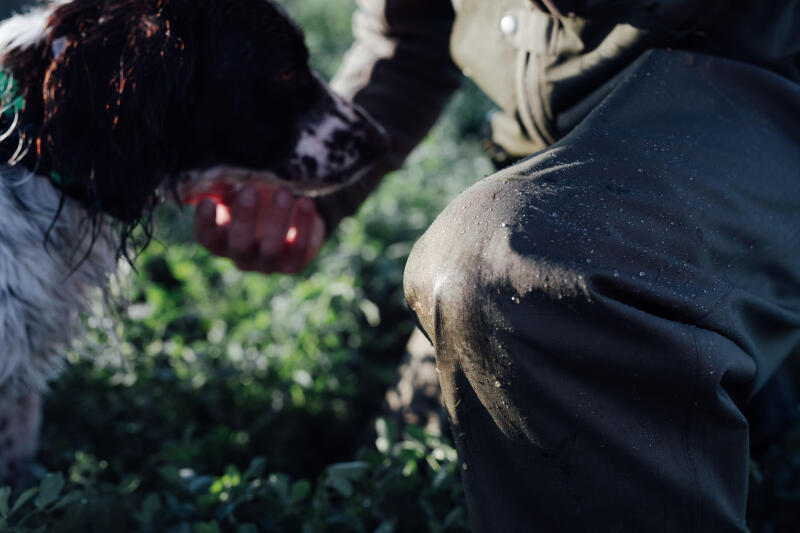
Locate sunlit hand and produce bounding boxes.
[193,184,326,274]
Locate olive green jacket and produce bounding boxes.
[318,0,800,230]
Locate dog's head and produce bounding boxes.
[0,0,386,238]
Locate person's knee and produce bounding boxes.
[403,169,594,347]
[404,175,500,345]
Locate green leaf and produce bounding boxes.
[194,521,220,533]
[187,475,214,494]
[358,299,381,326]
[36,472,65,509]
[405,425,427,444]
[51,491,84,511]
[10,487,37,516]
[326,461,368,477]
[245,457,266,480]
[267,473,290,503]
[137,493,162,527]
[0,486,10,517]
[326,475,353,498]
[290,479,311,503]
[324,461,369,498]
[443,507,466,528]
[375,520,396,533]
[375,417,398,445]
[238,524,258,533]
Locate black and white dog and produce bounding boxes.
[0,0,385,481]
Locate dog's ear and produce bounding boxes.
[38,0,195,226]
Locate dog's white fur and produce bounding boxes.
[0,6,117,476]
[0,164,115,479]
[0,167,116,395]
[0,5,50,52]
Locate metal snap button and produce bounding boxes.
[500,14,518,36]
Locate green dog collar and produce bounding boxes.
[0,67,71,186]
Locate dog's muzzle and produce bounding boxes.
[178,76,389,204]
[285,77,389,186]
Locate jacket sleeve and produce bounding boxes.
[315,0,462,234]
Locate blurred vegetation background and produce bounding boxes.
[0,1,797,532]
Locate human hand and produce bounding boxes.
[192,183,326,274]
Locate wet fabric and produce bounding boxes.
[404,49,800,531]
[320,0,800,530]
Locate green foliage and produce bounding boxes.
[1,420,469,532]
[19,107,488,531]
[282,0,357,79]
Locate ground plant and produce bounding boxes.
[0,0,797,532]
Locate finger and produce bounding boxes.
[281,198,316,274]
[252,185,275,242]
[256,188,293,270]
[193,198,228,254]
[226,186,260,264]
[231,186,278,271]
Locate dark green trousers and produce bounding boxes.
[404,49,800,532]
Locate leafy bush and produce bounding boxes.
[25,118,490,532]
[1,419,467,532]
[20,90,491,531]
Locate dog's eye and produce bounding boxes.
[278,69,296,82]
